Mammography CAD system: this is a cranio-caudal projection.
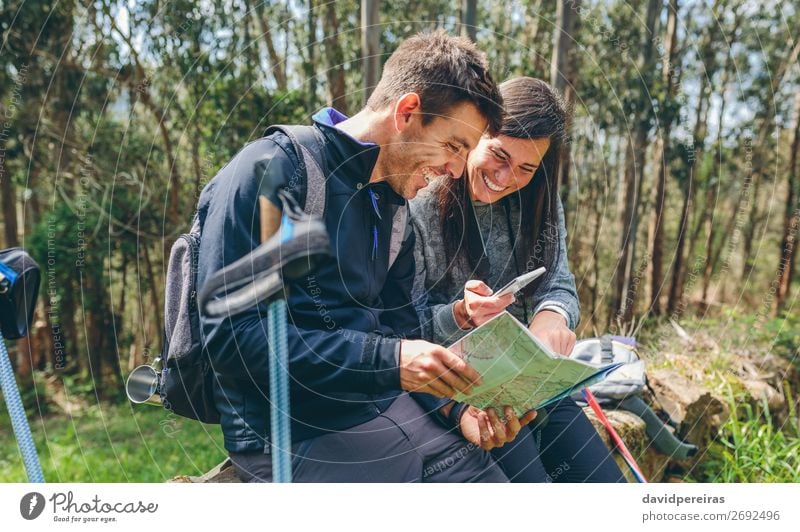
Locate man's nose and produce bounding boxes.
[445,156,467,179]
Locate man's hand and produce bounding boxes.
[399,340,482,398]
[529,310,576,356]
[454,280,515,329]
[458,405,537,451]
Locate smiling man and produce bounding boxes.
[196,31,508,482]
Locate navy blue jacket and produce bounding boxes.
[196,109,420,453]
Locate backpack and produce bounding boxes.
[158,125,410,423]
[0,248,40,340]
[569,335,698,460]
[569,336,646,402]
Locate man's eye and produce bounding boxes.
[446,143,460,153]
[492,149,507,161]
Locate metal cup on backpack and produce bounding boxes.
[125,357,163,406]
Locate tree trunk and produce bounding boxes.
[776,91,800,312]
[306,0,318,108]
[362,0,381,105]
[740,39,800,280]
[1,159,19,249]
[142,242,163,356]
[525,0,546,75]
[649,0,679,315]
[460,0,477,42]
[700,57,737,309]
[667,12,718,315]
[550,0,577,95]
[83,272,104,396]
[323,1,349,114]
[550,0,580,224]
[0,170,33,379]
[612,0,660,324]
[252,0,288,91]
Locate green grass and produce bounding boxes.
[695,386,800,483]
[0,401,226,482]
[635,309,800,482]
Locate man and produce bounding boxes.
[197,31,508,482]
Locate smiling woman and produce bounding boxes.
[434,77,567,289]
[468,135,551,201]
[410,76,626,483]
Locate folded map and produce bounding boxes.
[450,312,623,415]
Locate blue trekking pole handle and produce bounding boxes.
[0,330,45,482]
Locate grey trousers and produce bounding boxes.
[229,394,508,482]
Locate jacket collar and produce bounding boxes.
[312,107,404,205]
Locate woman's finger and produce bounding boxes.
[476,411,493,450]
[520,410,538,426]
[486,408,508,444]
[504,406,522,436]
[465,279,492,296]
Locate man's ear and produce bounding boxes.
[392,93,421,133]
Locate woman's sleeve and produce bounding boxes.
[410,214,471,345]
[530,197,581,330]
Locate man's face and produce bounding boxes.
[381,101,488,199]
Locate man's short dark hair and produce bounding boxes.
[367,30,503,135]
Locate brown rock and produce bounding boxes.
[647,369,728,446]
[741,379,785,413]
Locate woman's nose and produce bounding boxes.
[494,166,514,186]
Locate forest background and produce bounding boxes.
[1,0,798,482]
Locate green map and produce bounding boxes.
[450,312,622,415]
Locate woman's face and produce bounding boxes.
[465,134,551,203]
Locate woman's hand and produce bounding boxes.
[454,280,515,329]
[529,310,576,356]
[458,405,537,451]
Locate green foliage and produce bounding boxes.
[696,387,800,483]
[717,307,800,363]
[2,0,800,483]
[0,402,226,482]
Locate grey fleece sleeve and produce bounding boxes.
[411,216,470,345]
[530,197,580,330]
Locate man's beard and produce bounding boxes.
[378,142,425,199]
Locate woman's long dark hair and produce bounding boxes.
[436,77,568,296]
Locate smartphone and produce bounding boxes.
[494,267,547,298]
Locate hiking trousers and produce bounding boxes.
[229,393,508,482]
[491,397,627,482]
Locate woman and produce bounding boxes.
[410,77,626,482]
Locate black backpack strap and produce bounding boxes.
[265,125,327,218]
[617,395,698,459]
[600,335,614,364]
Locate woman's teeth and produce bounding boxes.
[482,171,506,193]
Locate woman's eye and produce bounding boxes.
[492,150,506,161]
[447,143,459,153]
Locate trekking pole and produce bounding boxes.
[267,298,292,483]
[198,192,331,483]
[0,330,45,483]
[0,249,44,483]
[582,388,647,483]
